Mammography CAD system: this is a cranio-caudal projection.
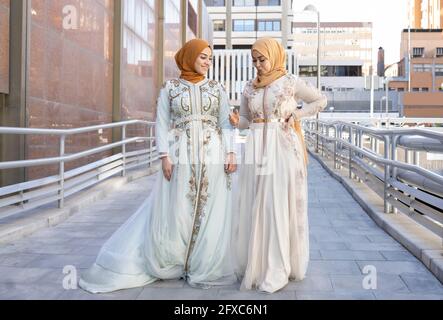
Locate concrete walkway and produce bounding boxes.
[0,157,442,300]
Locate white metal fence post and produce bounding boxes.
[122,125,127,177]
[58,135,66,209]
[149,126,153,167]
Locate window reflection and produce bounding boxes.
[164,0,181,79]
[123,0,155,66]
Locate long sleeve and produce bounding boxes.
[155,83,171,158]
[238,91,251,130]
[218,85,236,154]
[292,77,327,119]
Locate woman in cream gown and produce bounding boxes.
[231,38,327,293]
[79,39,238,293]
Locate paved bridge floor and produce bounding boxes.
[0,157,442,300]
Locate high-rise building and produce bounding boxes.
[412,0,443,29]
[291,22,373,76]
[205,0,294,49]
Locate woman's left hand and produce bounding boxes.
[225,152,237,174]
[229,110,240,128]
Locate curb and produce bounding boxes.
[308,150,443,284]
[0,163,160,245]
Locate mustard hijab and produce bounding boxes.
[252,38,309,166]
[175,39,212,84]
[252,38,288,89]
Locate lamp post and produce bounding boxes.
[303,4,321,153]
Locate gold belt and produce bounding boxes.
[252,118,287,123]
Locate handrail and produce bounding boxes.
[310,133,443,185]
[0,120,157,215]
[0,120,155,136]
[303,118,443,239]
[314,119,443,141]
[0,137,152,169]
[318,117,443,124]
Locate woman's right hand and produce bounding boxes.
[162,156,174,181]
[229,109,240,128]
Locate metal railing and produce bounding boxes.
[303,118,443,239]
[317,116,443,128]
[0,120,157,220]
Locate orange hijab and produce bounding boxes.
[175,39,212,84]
[252,38,309,166]
[252,38,288,89]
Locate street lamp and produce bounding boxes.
[303,4,321,153]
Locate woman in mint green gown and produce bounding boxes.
[79,39,237,293]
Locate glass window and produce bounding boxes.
[234,0,255,6]
[299,65,362,77]
[413,64,432,72]
[233,20,243,31]
[258,21,265,31]
[188,1,198,36]
[258,0,281,5]
[257,19,281,31]
[213,19,225,31]
[233,44,253,49]
[0,0,9,94]
[244,20,255,31]
[205,0,225,6]
[124,0,155,66]
[412,47,424,58]
[233,19,255,31]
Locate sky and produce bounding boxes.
[292,0,410,65]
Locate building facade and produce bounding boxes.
[291,22,373,76]
[0,0,212,186]
[412,0,443,29]
[205,0,293,49]
[390,29,443,117]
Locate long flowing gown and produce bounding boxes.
[79,78,237,293]
[234,74,327,293]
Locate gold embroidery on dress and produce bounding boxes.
[181,96,190,112]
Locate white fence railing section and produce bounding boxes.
[1,115,442,243]
[209,49,298,105]
[0,121,157,220]
[303,118,443,239]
